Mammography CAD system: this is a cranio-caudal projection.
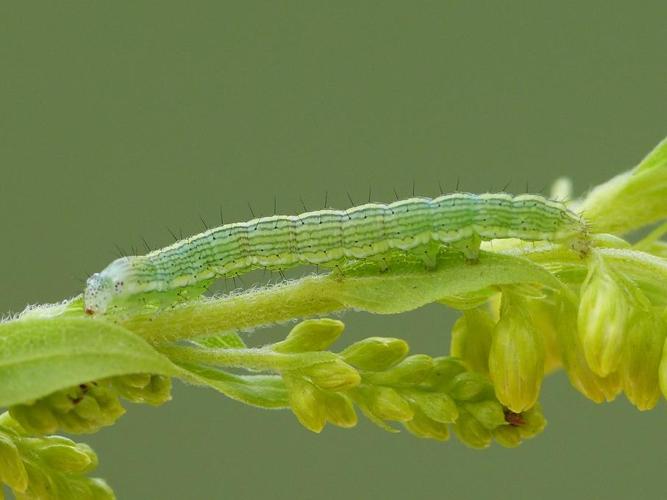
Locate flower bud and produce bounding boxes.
[112,374,173,406]
[463,400,506,430]
[37,441,97,474]
[577,258,631,376]
[272,319,345,353]
[403,407,450,441]
[658,327,667,401]
[363,386,413,422]
[426,357,467,391]
[340,337,408,371]
[556,300,621,402]
[21,462,51,499]
[301,359,361,391]
[447,372,491,402]
[9,400,59,435]
[450,308,494,375]
[283,374,327,433]
[515,404,547,439]
[88,478,115,500]
[0,431,28,492]
[409,391,459,424]
[453,408,492,449]
[622,312,666,410]
[489,293,545,412]
[364,355,433,386]
[492,425,522,448]
[321,392,357,428]
[524,299,562,374]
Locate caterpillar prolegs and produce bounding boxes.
[84,192,589,315]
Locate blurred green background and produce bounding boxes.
[1,2,666,499]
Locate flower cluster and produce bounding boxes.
[451,251,667,413]
[9,375,171,435]
[0,414,112,499]
[272,320,545,448]
[574,253,667,409]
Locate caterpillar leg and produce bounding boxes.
[417,242,441,270]
[451,233,481,262]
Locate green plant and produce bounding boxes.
[1,136,666,499]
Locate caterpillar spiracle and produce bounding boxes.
[84,192,589,315]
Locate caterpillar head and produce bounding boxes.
[84,257,131,315]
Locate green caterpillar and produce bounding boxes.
[84,192,589,315]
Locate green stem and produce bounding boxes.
[122,250,568,343]
[158,344,336,371]
[122,275,344,343]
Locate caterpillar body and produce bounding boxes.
[84,192,589,315]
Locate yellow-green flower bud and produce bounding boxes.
[492,424,522,448]
[555,300,621,403]
[515,403,547,439]
[577,258,632,377]
[0,431,28,492]
[409,392,458,424]
[363,387,413,422]
[9,400,59,435]
[112,374,173,406]
[622,312,666,410]
[283,374,326,433]
[340,337,409,371]
[88,478,115,500]
[426,357,467,391]
[453,408,492,449]
[525,299,562,374]
[21,462,51,499]
[272,319,345,353]
[450,308,495,375]
[489,293,545,412]
[447,372,491,402]
[463,400,506,430]
[35,439,98,474]
[300,359,361,391]
[658,325,667,401]
[363,355,433,386]
[321,392,357,428]
[403,407,450,441]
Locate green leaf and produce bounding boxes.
[331,251,568,315]
[0,318,179,407]
[635,135,667,173]
[582,136,667,234]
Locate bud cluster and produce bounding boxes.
[575,254,667,410]
[448,252,667,413]
[111,374,172,406]
[0,414,114,499]
[9,382,125,435]
[451,291,547,413]
[273,319,359,432]
[9,375,172,435]
[273,320,545,448]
